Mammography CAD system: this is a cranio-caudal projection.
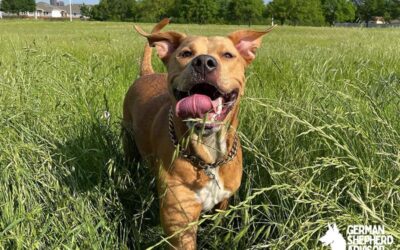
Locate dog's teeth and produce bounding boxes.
[216,97,223,115]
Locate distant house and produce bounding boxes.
[59,4,84,18]
[369,16,385,25]
[34,2,67,18]
[20,2,85,19]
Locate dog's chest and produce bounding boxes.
[195,168,231,211]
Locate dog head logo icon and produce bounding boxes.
[320,223,346,250]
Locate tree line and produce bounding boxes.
[82,0,266,25]
[1,0,399,26]
[267,0,400,25]
[83,0,400,26]
[0,0,35,14]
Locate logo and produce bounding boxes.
[320,223,346,250]
[320,223,395,250]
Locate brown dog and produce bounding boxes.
[122,19,273,249]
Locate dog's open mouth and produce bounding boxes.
[174,83,238,128]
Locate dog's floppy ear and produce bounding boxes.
[228,26,275,64]
[134,21,186,64]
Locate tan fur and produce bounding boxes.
[140,18,171,76]
[123,19,272,249]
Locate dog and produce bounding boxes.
[122,18,273,249]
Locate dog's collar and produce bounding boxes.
[168,107,238,182]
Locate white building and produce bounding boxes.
[17,2,84,19]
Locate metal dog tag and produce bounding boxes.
[204,166,221,189]
[204,166,214,179]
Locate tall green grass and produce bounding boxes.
[0,20,399,249]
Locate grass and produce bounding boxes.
[0,20,399,249]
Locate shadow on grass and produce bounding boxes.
[53,118,162,249]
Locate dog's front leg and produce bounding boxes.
[159,182,202,250]
[214,198,229,210]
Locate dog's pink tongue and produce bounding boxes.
[176,94,217,119]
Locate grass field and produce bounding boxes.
[0,20,399,249]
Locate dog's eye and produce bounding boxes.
[223,52,234,59]
[179,50,193,58]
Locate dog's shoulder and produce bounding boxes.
[126,73,168,99]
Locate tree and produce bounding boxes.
[89,0,136,21]
[353,0,400,24]
[353,0,376,24]
[266,0,298,25]
[173,0,219,24]
[136,0,175,22]
[322,0,356,25]
[80,4,91,17]
[292,0,326,25]
[229,0,265,26]
[381,0,400,22]
[0,0,35,14]
[216,0,232,23]
[267,0,325,26]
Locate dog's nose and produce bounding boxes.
[192,55,218,74]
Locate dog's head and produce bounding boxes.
[320,224,344,247]
[135,21,273,136]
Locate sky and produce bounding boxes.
[36,0,271,6]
